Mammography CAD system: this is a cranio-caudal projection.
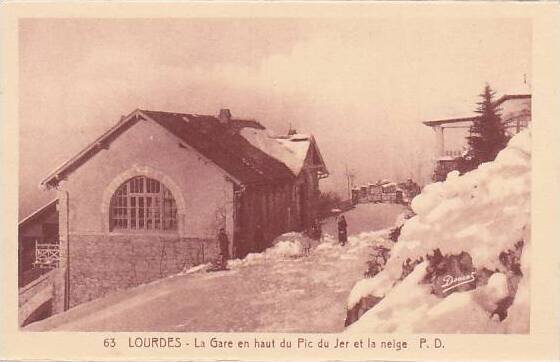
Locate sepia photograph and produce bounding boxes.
[14,16,535,334]
[2,1,559,360]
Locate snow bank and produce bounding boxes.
[230,228,391,270]
[346,128,531,333]
[317,230,393,259]
[347,270,394,310]
[228,233,304,268]
[179,263,210,275]
[498,232,530,333]
[345,231,393,249]
[240,128,310,175]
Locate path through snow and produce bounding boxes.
[26,203,405,332]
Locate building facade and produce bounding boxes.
[35,108,328,308]
[424,94,531,181]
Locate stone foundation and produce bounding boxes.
[68,234,217,307]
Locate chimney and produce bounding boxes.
[218,108,232,124]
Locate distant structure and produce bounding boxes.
[351,178,420,205]
[21,108,328,312]
[424,94,531,181]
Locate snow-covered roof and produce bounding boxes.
[381,182,397,188]
[436,156,457,161]
[40,108,328,188]
[376,179,391,186]
[41,109,298,187]
[240,128,315,176]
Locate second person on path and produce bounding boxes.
[338,215,348,246]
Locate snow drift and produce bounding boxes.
[228,228,394,270]
[227,233,306,269]
[346,128,531,333]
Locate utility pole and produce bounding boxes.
[344,164,355,200]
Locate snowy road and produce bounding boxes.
[27,203,405,332]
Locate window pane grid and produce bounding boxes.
[110,176,177,232]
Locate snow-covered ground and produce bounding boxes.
[346,128,531,334]
[322,203,406,236]
[25,203,406,332]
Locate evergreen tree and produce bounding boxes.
[464,84,509,169]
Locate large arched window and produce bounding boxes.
[110,176,178,231]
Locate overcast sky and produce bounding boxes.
[19,18,531,218]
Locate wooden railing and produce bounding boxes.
[34,242,61,269]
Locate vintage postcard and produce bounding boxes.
[1,2,559,361]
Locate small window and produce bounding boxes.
[110,176,178,232]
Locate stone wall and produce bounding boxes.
[68,234,218,307]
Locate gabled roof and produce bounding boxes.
[19,199,58,229]
[40,109,312,188]
[303,135,329,177]
[143,110,294,184]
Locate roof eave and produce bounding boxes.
[494,94,531,106]
[40,109,143,188]
[18,198,58,228]
[423,116,480,127]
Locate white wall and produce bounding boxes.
[62,118,235,239]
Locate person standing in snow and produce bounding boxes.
[218,228,229,269]
[302,235,311,257]
[338,215,348,246]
